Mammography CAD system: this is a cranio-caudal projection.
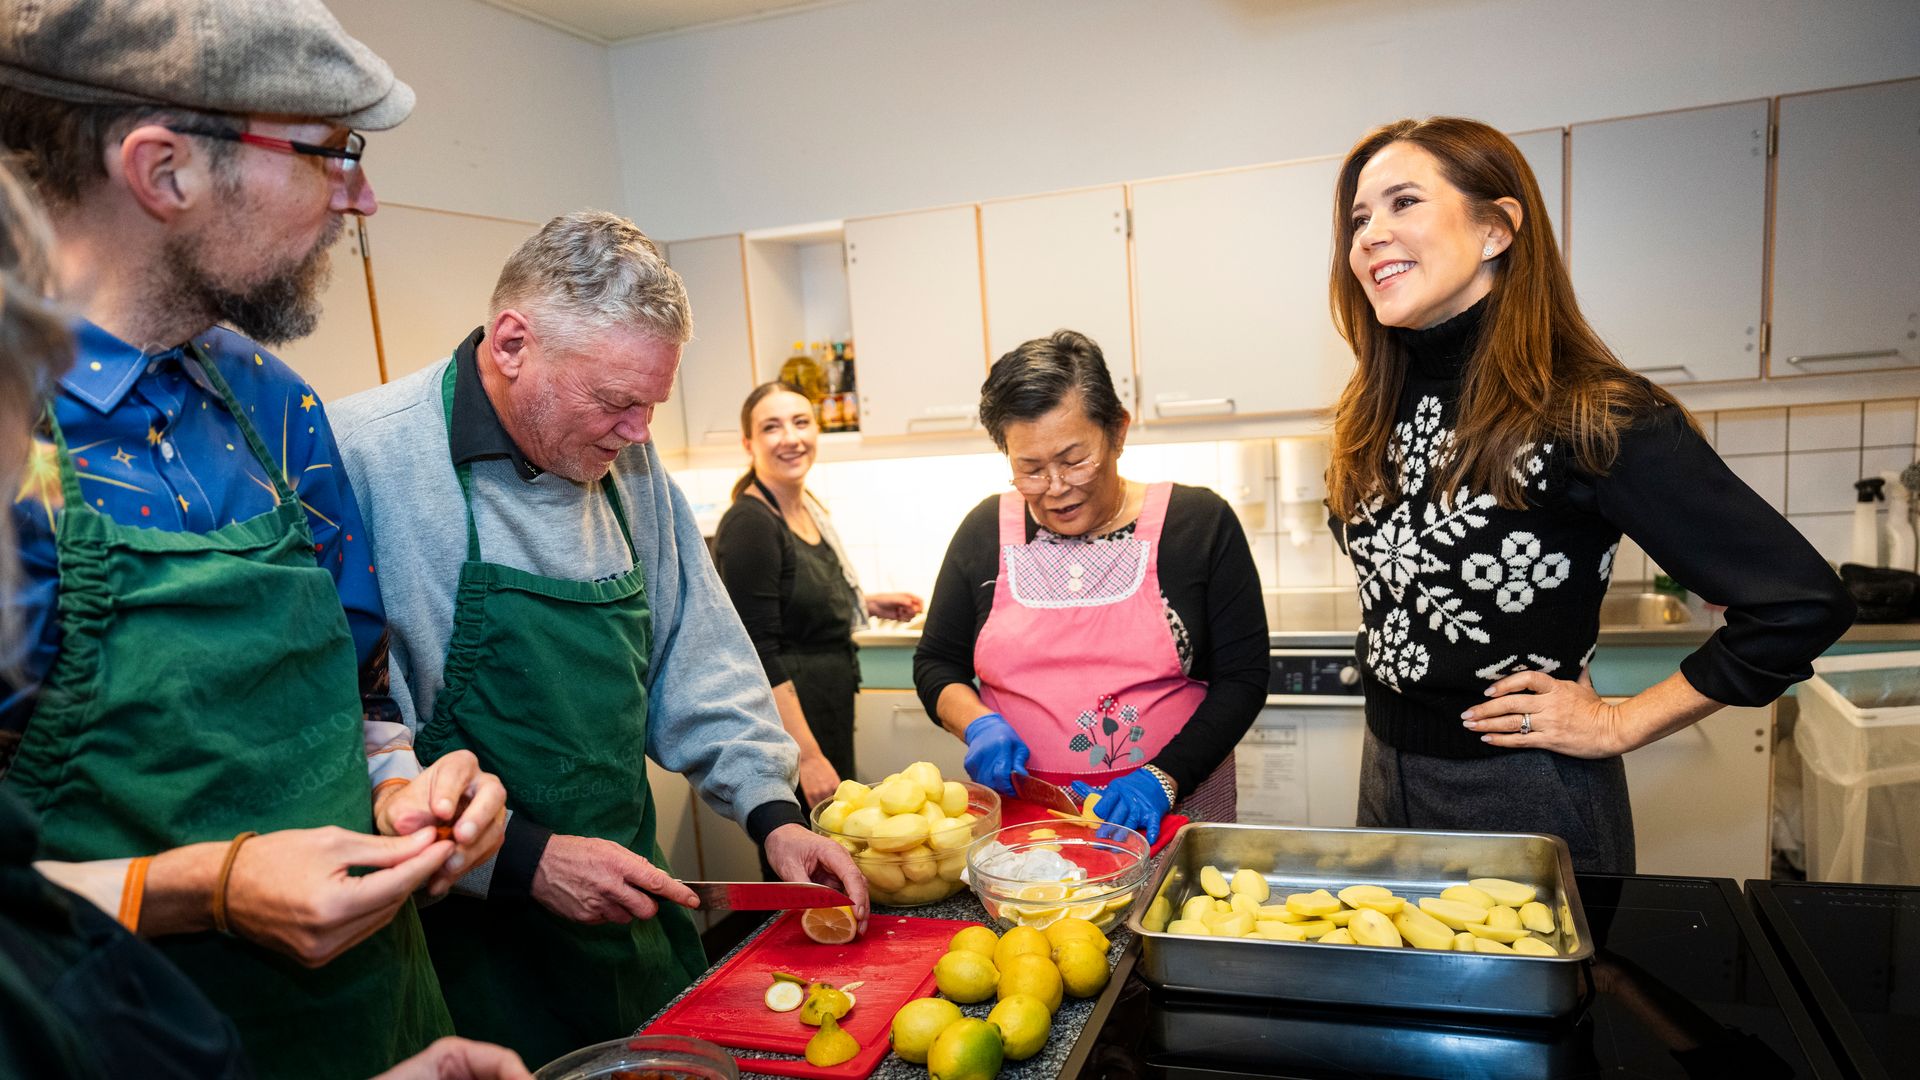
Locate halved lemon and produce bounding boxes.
[1014,883,1070,903]
[800,905,859,945]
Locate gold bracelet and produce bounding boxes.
[211,831,259,936]
[1142,764,1179,809]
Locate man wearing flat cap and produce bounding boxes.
[0,2,506,1074]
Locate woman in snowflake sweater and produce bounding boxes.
[1326,117,1854,872]
[913,331,1270,843]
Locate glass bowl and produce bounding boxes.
[534,1034,739,1080]
[966,819,1150,933]
[810,779,1001,907]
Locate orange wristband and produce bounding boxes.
[117,856,152,932]
[211,831,259,935]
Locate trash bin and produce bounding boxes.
[1795,650,1920,884]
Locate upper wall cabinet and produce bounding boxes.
[277,220,382,403]
[844,206,989,437]
[1771,78,1920,377]
[666,235,756,447]
[1569,101,1769,385]
[1131,157,1351,421]
[979,187,1134,406]
[361,206,538,383]
[1509,128,1565,252]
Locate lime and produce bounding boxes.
[927,1017,1004,1080]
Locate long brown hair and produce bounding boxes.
[1325,117,1689,519]
[730,380,809,501]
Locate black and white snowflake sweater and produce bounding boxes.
[1331,301,1856,759]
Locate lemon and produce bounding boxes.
[927,1017,1004,1080]
[997,953,1063,1014]
[890,996,963,1065]
[1012,882,1068,903]
[986,993,1051,1060]
[949,924,999,959]
[804,1013,859,1068]
[993,925,1051,972]
[933,949,998,1003]
[1052,940,1110,998]
[799,906,859,945]
[1044,917,1110,954]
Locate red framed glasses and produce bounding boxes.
[166,126,364,172]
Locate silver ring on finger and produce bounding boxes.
[1520,713,1533,735]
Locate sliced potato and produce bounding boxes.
[1141,895,1172,932]
[1520,901,1557,934]
[1470,877,1537,907]
[1255,903,1304,923]
[1512,936,1558,957]
[1180,895,1214,923]
[1465,923,1532,944]
[1319,927,1356,945]
[1349,909,1403,948]
[1229,893,1262,916]
[1351,895,1405,915]
[1215,899,1232,913]
[1440,884,1495,910]
[1418,898,1490,930]
[1253,920,1308,941]
[1213,911,1254,937]
[1473,938,1516,954]
[1337,883,1395,908]
[1324,908,1360,927]
[1285,889,1342,917]
[1230,868,1270,901]
[1198,865,1231,898]
[1486,905,1522,931]
[1453,931,1476,951]
[1395,906,1456,950]
[1166,918,1211,936]
[1293,919,1337,938]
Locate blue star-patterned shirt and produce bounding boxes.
[3,320,395,750]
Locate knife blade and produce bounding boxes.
[680,881,854,912]
[1012,772,1082,815]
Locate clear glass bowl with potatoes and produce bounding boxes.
[1127,823,1593,1017]
[808,763,1001,907]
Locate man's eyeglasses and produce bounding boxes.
[1010,458,1102,495]
[165,126,365,173]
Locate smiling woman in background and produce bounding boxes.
[714,382,922,810]
[1325,117,1854,872]
[912,331,1268,843]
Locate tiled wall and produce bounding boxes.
[671,397,1920,597]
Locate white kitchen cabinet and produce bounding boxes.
[1772,78,1920,377]
[980,187,1134,406]
[1624,704,1774,881]
[1130,157,1352,421]
[1508,128,1565,252]
[360,205,538,382]
[666,235,757,447]
[275,219,383,402]
[1569,101,1769,384]
[853,690,966,784]
[843,207,988,437]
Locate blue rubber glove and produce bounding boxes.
[962,713,1029,798]
[1070,770,1170,845]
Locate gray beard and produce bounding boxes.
[160,216,341,346]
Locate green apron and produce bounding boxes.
[412,363,705,1066]
[5,346,452,1079]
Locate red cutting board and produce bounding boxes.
[645,911,980,1080]
[998,797,1186,856]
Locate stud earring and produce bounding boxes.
[1482,244,1496,258]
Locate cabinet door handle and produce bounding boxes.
[1635,365,1694,381]
[1154,397,1236,417]
[1785,349,1911,368]
[906,407,975,431]
[700,428,737,443]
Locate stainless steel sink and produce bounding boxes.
[1597,591,1697,629]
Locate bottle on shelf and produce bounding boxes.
[778,339,827,418]
[1882,471,1916,572]
[834,339,859,432]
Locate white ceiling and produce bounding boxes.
[472,0,849,44]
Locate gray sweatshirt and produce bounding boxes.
[332,359,801,850]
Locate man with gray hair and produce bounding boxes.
[333,210,867,1062]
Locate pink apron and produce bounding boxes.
[975,482,1235,819]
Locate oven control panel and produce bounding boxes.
[1268,651,1363,698]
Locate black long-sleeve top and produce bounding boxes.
[913,484,1270,795]
[1332,301,1857,758]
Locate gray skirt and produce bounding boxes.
[1356,727,1636,874]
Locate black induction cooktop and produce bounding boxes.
[1063,874,1840,1079]
[1749,879,1920,1080]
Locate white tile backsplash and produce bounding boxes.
[1863,445,1918,491]
[1273,529,1336,587]
[1864,399,1919,448]
[1612,535,1649,583]
[1788,403,1863,451]
[1716,407,1788,456]
[1788,514,1854,568]
[1725,453,1787,514]
[1786,448,1865,515]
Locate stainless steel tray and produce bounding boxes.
[1127,823,1594,1018]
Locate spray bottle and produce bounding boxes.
[1883,471,1917,573]
[1852,478,1886,567]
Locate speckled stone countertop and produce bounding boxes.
[637,892,1129,1080]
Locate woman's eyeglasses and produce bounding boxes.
[1010,458,1101,494]
[165,126,365,173]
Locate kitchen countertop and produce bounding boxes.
[639,892,1129,1080]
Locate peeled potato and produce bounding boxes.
[1214,899,1231,913]
[1349,908,1403,948]
[1252,921,1308,941]
[1255,903,1303,923]
[1470,877,1538,907]
[1465,923,1532,944]
[1440,884,1496,910]
[1230,869,1270,901]
[1323,908,1360,927]
[1337,884,1395,908]
[1351,894,1405,915]
[1229,893,1262,916]
[1293,919,1337,939]
[1211,911,1254,937]
[1285,889,1342,917]
[1142,896,1172,932]
[1453,931,1476,951]
[1167,919,1212,936]
[1513,936,1558,957]
[1418,898,1490,931]
[1520,901,1557,934]
[1394,907,1456,950]
[1486,905,1522,931]
[1179,895,1213,923]
[1473,938,1516,954]
[1198,865,1231,898]
[1319,927,1356,945]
